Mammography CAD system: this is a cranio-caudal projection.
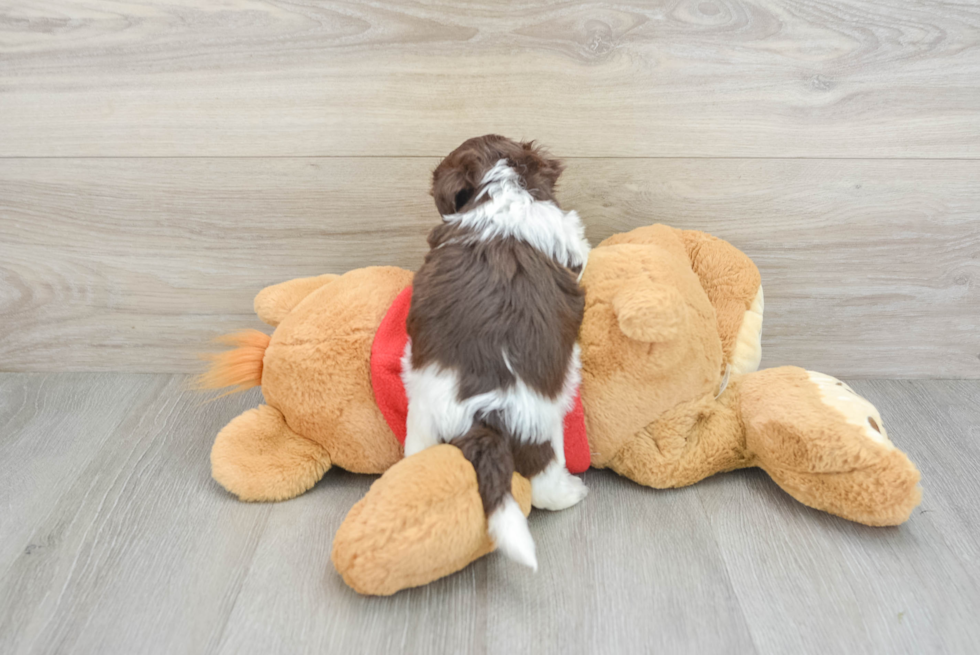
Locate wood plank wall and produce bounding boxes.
[1,1,978,376]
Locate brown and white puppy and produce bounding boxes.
[403,135,591,569]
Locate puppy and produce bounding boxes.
[403,135,591,569]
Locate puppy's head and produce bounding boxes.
[431,135,564,216]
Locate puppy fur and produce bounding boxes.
[403,135,591,569]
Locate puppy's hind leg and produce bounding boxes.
[404,399,441,457]
[531,461,588,511]
[453,425,537,570]
[401,345,465,458]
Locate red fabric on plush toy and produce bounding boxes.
[370,286,590,474]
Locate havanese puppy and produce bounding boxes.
[402,135,591,569]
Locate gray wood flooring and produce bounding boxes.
[1,374,977,654]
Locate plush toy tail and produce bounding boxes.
[194,330,271,394]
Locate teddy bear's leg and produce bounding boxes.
[332,444,532,595]
[739,367,921,526]
[607,391,752,489]
[211,404,332,502]
[253,274,340,327]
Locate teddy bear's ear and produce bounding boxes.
[612,277,688,343]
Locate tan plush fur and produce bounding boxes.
[201,224,921,595]
[211,404,331,502]
[254,274,340,327]
[261,266,411,475]
[332,445,532,595]
[679,229,763,363]
[739,367,922,526]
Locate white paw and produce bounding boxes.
[531,464,588,511]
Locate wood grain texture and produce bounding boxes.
[695,379,980,654]
[0,373,163,570]
[1,374,978,654]
[1,157,977,376]
[0,374,274,655]
[1,1,979,157]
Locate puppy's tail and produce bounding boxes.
[453,424,537,571]
[194,330,271,394]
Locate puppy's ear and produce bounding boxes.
[518,141,565,198]
[432,166,479,216]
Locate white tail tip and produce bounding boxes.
[488,495,537,571]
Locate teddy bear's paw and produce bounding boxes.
[211,404,332,502]
[331,445,533,595]
[531,462,588,511]
[806,371,894,450]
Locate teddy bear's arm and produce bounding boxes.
[678,230,763,374]
[253,274,340,327]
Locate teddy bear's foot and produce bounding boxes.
[531,461,588,510]
[805,372,896,448]
[211,404,332,502]
[740,367,921,526]
[332,444,532,596]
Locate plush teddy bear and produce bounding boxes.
[201,224,921,596]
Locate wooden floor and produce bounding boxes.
[0,373,977,655]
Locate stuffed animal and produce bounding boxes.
[200,223,921,596]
